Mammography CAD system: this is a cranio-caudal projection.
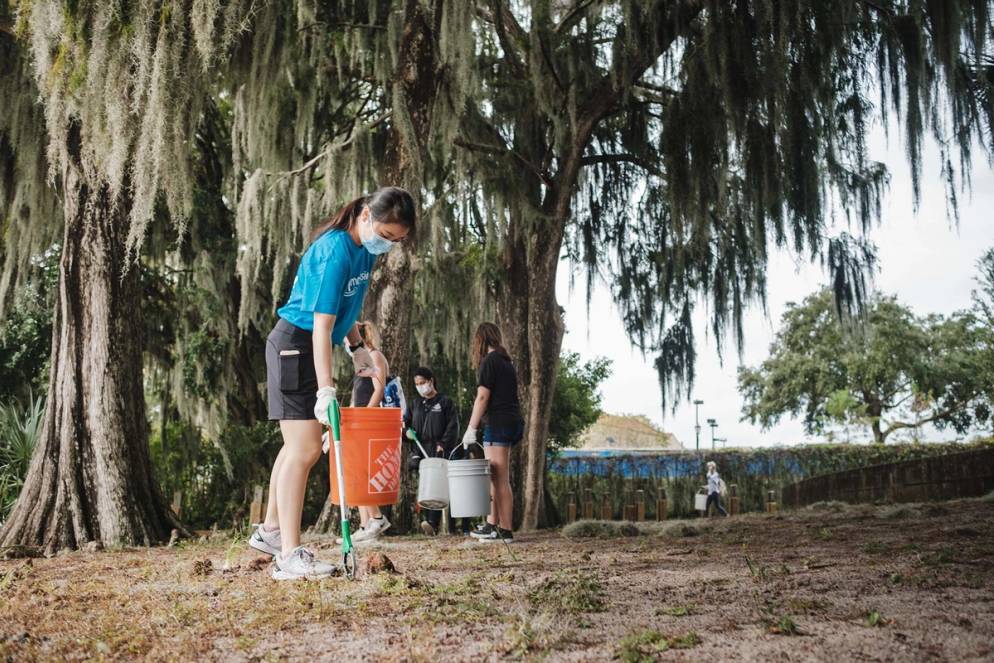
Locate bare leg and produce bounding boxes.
[263,445,287,529]
[276,419,323,555]
[485,446,513,530]
[357,505,383,528]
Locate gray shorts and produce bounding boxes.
[266,319,318,420]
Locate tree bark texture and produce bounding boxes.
[0,122,182,552]
[361,0,438,533]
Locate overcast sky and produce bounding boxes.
[557,128,994,449]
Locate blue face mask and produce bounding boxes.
[360,216,397,255]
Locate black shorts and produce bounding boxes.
[266,319,318,420]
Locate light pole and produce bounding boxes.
[693,399,704,452]
[707,418,717,451]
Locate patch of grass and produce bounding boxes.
[745,556,790,581]
[786,597,828,614]
[815,527,833,541]
[767,615,801,635]
[920,548,956,566]
[977,490,994,503]
[503,612,567,658]
[528,570,604,614]
[806,500,851,512]
[562,518,714,540]
[878,504,922,520]
[656,605,692,617]
[865,610,890,627]
[862,541,888,554]
[561,520,640,539]
[887,573,903,585]
[616,630,700,661]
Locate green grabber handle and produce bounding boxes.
[329,398,357,579]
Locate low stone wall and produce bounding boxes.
[781,447,994,508]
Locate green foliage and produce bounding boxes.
[739,288,994,443]
[548,352,612,454]
[0,395,43,521]
[149,421,327,530]
[0,245,58,403]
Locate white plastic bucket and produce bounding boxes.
[694,487,708,512]
[447,458,491,517]
[417,458,449,510]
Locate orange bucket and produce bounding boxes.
[329,407,403,506]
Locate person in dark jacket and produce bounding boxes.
[404,366,461,535]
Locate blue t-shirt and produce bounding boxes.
[277,229,376,344]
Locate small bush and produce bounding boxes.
[806,500,851,512]
[562,520,640,538]
[877,504,922,520]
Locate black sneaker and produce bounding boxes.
[478,527,513,543]
[470,522,496,539]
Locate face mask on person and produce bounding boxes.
[359,214,397,255]
[416,383,433,397]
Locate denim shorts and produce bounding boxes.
[483,421,525,447]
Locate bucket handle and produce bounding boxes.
[449,441,484,459]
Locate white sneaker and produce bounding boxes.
[248,524,281,557]
[272,546,337,580]
[335,528,362,545]
[352,516,390,543]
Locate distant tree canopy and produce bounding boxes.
[738,273,994,443]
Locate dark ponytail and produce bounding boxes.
[310,186,417,244]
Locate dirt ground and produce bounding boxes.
[1,497,992,662]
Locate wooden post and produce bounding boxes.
[656,486,667,521]
[601,493,612,520]
[729,483,740,516]
[567,492,577,523]
[171,490,182,518]
[766,489,778,514]
[582,489,594,520]
[249,485,264,525]
[636,489,646,522]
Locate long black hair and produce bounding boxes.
[309,186,416,243]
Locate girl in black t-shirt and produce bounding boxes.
[463,322,524,542]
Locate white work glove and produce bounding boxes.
[314,386,337,425]
[351,346,375,377]
[461,426,478,449]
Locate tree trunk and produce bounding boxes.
[497,206,567,531]
[0,123,182,552]
[496,210,532,530]
[361,0,438,533]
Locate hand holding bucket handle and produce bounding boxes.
[327,398,357,579]
[405,428,431,459]
[450,441,484,459]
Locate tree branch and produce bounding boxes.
[882,401,971,436]
[580,153,664,178]
[555,0,599,35]
[453,137,553,186]
[278,111,391,178]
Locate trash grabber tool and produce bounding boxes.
[328,398,358,579]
